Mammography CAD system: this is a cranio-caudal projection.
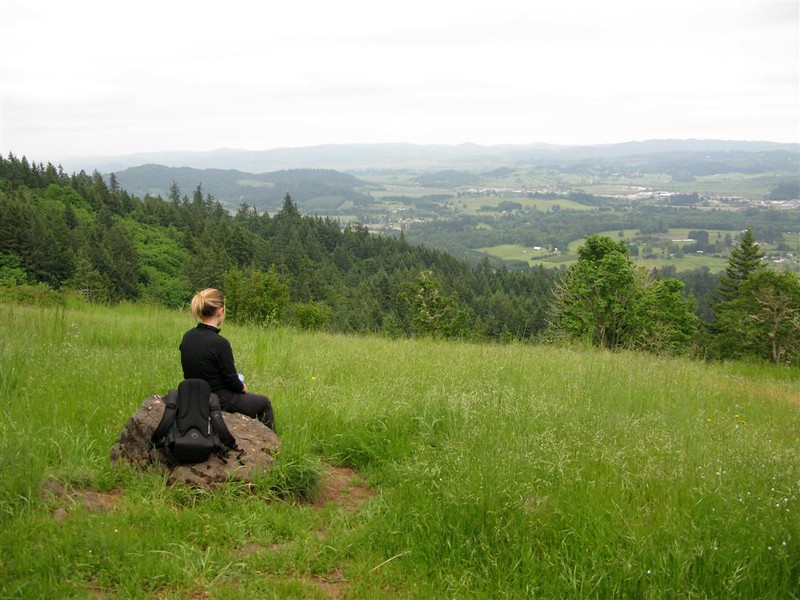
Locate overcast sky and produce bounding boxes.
[1,0,798,163]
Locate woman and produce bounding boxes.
[180,288,275,431]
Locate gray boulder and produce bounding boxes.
[110,395,281,488]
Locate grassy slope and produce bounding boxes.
[1,302,798,598]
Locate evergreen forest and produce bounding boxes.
[2,153,799,364]
[0,155,556,341]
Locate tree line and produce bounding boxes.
[406,203,800,263]
[0,154,556,341]
[2,153,797,364]
[548,230,800,364]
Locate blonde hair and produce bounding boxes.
[190,288,225,321]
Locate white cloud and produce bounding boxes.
[1,0,797,162]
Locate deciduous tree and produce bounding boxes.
[550,234,698,354]
[712,270,800,365]
[550,235,643,348]
[224,266,290,325]
[403,270,470,338]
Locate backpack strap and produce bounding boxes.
[209,393,238,450]
[151,389,178,446]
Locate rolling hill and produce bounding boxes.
[112,164,377,213]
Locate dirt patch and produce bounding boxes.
[312,466,377,510]
[42,464,375,516]
[42,468,375,598]
[306,466,376,597]
[312,568,348,600]
[41,479,123,519]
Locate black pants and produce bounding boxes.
[217,389,275,432]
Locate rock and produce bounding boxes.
[110,395,281,488]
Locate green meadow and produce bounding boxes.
[478,235,731,272]
[457,195,593,215]
[1,301,799,598]
[475,244,557,264]
[571,172,784,199]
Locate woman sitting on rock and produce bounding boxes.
[180,288,275,432]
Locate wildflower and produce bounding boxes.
[311,375,317,382]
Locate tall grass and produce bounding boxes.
[1,302,798,598]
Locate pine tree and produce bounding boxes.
[169,181,181,205]
[709,227,768,357]
[716,228,765,302]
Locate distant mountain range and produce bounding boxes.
[61,139,799,174]
[99,140,799,212]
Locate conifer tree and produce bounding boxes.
[169,180,181,204]
[715,228,765,303]
[708,227,770,359]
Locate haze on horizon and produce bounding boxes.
[1,0,798,165]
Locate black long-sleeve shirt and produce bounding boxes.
[179,323,244,393]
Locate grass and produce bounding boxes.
[476,229,738,272]
[543,228,800,274]
[475,244,556,264]
[1,301,799,598]
[574,171,787,200]
[456,195,593,214]
[478,236,732,271]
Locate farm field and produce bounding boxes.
[1,301,798,598]
[477,241,730,272]
[476,243,562,264]
[473,228,799,273]
[455,195,593,215]
[358,157,800,278]
[576,172,783,199]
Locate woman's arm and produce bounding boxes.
[218,338,245,392]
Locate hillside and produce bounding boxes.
[0,154,556,342]
[2,303,799,598]
[103,141,800,280]
[60,139,800,174]
[3,150,799,363]
[112,164,377,213]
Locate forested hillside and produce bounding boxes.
[3,153,799,363]
[0,154,556,341]
[112,164,377,213]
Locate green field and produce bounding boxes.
[478,233,732,273]
[550,171,783,200]
[456,195,593,215]
[475,244,557,263]
[356,175,452,200]
[2,302,799,598]
[362,184,594,217]
[489,227,800,274]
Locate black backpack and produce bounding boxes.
[151,379,238,464]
